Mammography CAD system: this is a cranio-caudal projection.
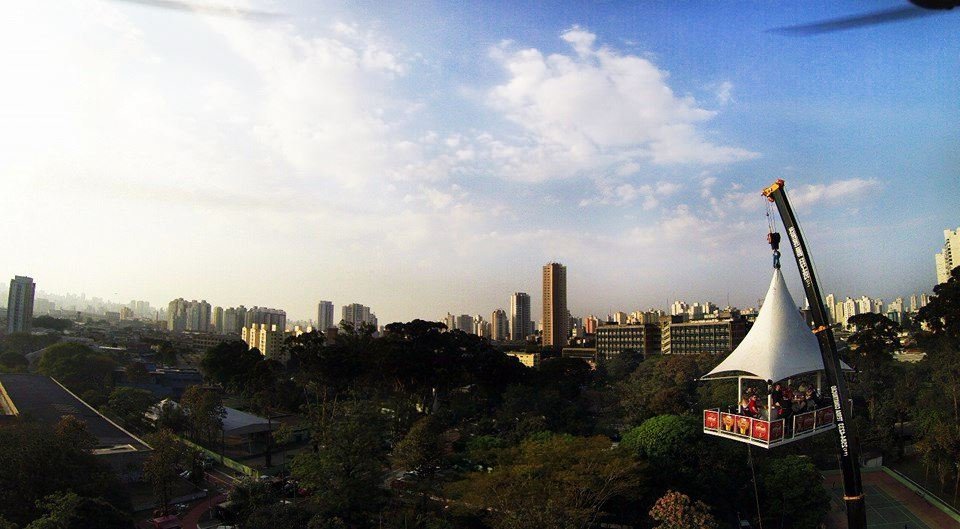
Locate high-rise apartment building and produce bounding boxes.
[212,306,224,334]
[510,292,531,342]
[825,294,836,324]
[223,307,238,335]
[244,307,286,331]
[6,276,36,334]
[317,300,335,331]
[542,262,568,348]
[491,309,509,341]
[936,227,960,284]
[584,315,598,334]
[342,303,376,330]
[455,314,474,334]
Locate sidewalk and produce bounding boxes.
[180,493,227,529]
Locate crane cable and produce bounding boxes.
[748,444,765,529]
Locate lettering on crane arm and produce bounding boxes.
[788,227,814,290]
[831,385,849,457]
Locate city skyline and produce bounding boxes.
[1,2,957,325]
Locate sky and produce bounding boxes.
[1,0,958,324]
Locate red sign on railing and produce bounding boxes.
[769,420,784,441]
[816,407,835,427]
[704,410,719,431]
[752,419,770,441]
[795,411,816,433]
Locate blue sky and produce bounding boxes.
[0,1,957,323]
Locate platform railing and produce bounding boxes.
[703,405,836,447]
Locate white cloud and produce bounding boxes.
[713,81,733,105]
[789,178,882,208]
[486,27,757,182]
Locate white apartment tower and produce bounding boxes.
[936,227,960,284]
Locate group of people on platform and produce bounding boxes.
[738,380,824,422]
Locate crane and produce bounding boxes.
[761,179,866,529]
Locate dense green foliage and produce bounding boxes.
[36,342,116,405]
[0,420,127,527]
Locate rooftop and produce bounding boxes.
[0,373,150,451]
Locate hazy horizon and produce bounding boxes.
[2,1,957,324]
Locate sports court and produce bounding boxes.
[823,469,960,529]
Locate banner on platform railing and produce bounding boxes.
[795,411,816,433]
[816,407,835,427]
[704,410,719,430]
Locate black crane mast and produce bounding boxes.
[762,179,866,529]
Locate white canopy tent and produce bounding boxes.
[703,268,850,382]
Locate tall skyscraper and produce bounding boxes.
[491,309,509,341]
[317,300,335,331]
[936,227,960,284]
[542,262,568,347]
[6,276,36,334]
[510,292,531,341]
[342,303,376,329]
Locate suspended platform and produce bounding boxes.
[699,268,849,449]
[703,405,836,448]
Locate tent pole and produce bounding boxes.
[738,377,743,412]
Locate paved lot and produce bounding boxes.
[823,470,960,529]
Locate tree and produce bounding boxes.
[621,415,700,469]
[1,332,60,356]
[103,387,156,431]
[758,456,830,529]
[0,351,28,372]
[53,415,97,450]
[180,385,226,446]
[619,355,704,425]
[32,316,74,332]
[200,340,263,391]
[392,415,446,481]
[916,267,960,420]
[291,400,390,523]
[0,423,126,526]
[124,362,150,384]
[846,313,900,421]
[36,342,116,399]
[143,429,188,515]
[649,490,718,529]
[24,492,130,529]
[450,434,646,529]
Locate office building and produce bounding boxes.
[491,309,509,341]
[510,292,531,341]
[6,275,36,334]
[661,317,748,355]
[542,263,568,347]
[317,300,335,331]
[936,227,960,284]
[596,323,661,358]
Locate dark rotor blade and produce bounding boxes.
[770,6,938,35]
[112,0,286,21]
